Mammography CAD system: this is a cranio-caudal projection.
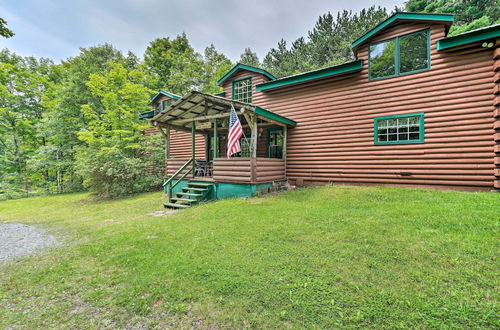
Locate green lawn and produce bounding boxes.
[0,186,498,328]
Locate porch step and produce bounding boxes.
[164,202,189,209]
[188,182,213,187]
[178,192,203,197]
[170,197,197,203]
[165,182,214,210]
[183,187,208,192]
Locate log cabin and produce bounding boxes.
[140,12,500,208]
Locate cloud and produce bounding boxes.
[0,0,403,62]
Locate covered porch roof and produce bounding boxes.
[151,91,296,132]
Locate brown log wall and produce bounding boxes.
[494,40,500,189]
[212,158,252,183]
[165,158,192,177]
[247,22,496,191]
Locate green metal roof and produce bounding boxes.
[254,106,296,126]
[255,60,363,91]
[217,63,276,86]
[436,23,500,50]
[352,12,454,49]
[147,89,181,105]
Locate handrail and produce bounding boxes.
[164,158,194,202]
[163,158,193,186]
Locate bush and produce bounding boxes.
[75,136,164,198]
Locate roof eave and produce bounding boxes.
[436,24,500,51]
[255,60,363,92]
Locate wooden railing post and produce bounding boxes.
[192,122,196,178]
[213,118,218,159]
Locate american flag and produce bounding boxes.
[227,105,243,158]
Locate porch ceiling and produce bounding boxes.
[151,91,296,130]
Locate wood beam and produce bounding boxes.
[170,112,231,125]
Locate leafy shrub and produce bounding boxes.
[75,136,164,198]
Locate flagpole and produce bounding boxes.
[233,103,250,156]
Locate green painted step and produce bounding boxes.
[183,187,208,192]
[171,197,197,203]
[164,203,189,209]
[178,192,202,197]
[188,182,213,187]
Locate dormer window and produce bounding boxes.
[369,29,430,80]
[232,77,252,103]
[155,99,172,114]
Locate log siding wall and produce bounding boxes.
[249,23,497,191]
[494,42,500,188]
[161,21,498,191]
[166,157,285,184]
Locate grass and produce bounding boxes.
[0,185,498,328]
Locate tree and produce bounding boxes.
[0,50,53,196]
[37,44,125,193]
[239,48,260,67]
[75,62,160,197]
[405,0,500,36]
[143,33,204,94]
[263,7,388,77]
[201,44,233,94]
[0,18,14,38]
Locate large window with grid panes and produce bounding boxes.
[232,77,252,103]
[374,113,424,145]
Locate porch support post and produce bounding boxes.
[213,118,218,159]
[251,115,258,159]
[192,121,196,159]
[282,125,287,161]
[165,125,171,160]
[192,121,195,178]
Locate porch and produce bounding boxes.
[150,91,296,208]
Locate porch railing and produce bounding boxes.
[163,158,194,202]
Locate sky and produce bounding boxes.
[0,0,403,63]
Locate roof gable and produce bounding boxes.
[217,63,276,86]
[352,12,454,50]
[148,89,181,105]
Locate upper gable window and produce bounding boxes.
[155,99,172,114]
[232,77,252,103]
[369,29,430,80]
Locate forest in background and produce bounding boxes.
[1,0,499,199]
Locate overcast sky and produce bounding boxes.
[0,0,403,63]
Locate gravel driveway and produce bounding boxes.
[0,223,58,262]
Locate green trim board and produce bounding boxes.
[255,60,363,91]
[214,91,226,97]
[436,24,500,51]
[254,106,297,126]
[147,89,181,105]
[139,110,155,119]
[368,29,431,81]
[374,112,424,145]
[352,12,454,49]
[217,63,276,86]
